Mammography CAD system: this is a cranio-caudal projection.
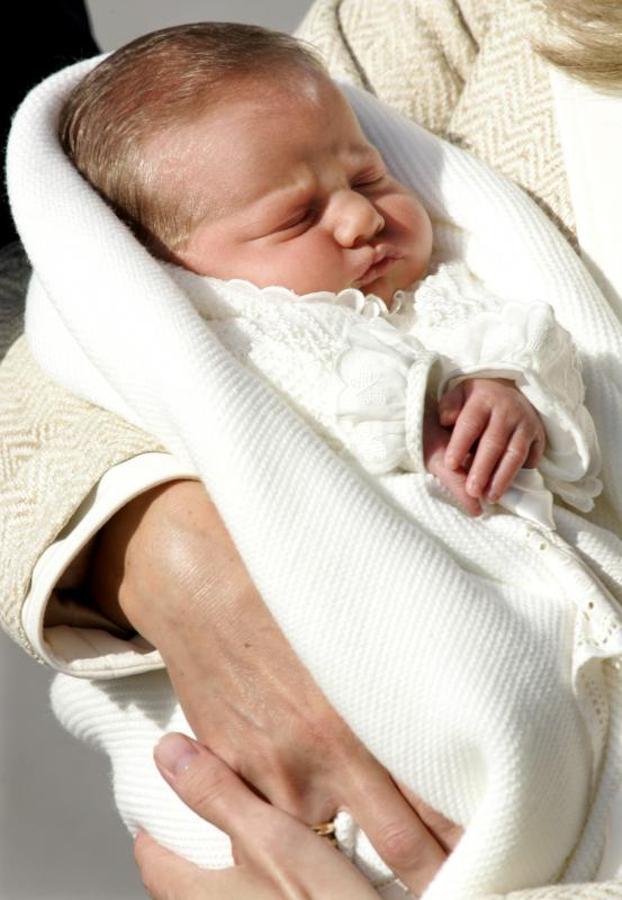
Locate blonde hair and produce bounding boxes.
[59,22,326,256]
[536,0,622,92]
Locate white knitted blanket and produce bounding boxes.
[9,58,622,898]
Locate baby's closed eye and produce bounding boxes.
[351,171,387,190]
[275,207,318,234]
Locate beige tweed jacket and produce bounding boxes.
[1,2,620,896]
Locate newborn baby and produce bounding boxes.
[35,20,618,899]
[59,21,572,520]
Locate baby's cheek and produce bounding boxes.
[257,235,344,294]
[404,196,432,238]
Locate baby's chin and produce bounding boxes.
[352,274,410,305]
[353,258,427,304]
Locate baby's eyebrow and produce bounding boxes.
[240,143,386,229]
[348,142,385,168]
[259,146,384,210]
[231,185,312,234]
[255,182,317,219]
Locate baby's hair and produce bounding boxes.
[59,22,326,255]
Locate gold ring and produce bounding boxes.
[311,820,338,847]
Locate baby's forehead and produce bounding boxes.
[177,75,374,159]
[151,73,383,220]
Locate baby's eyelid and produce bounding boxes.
[276,207,316,233]
[352,172,387,188]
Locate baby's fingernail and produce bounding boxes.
[155,733,198,776]
[446,454,457,468]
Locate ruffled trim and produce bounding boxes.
[166,264,393,320]
[214,278,392,319]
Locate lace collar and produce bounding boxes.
[166,264,410,321]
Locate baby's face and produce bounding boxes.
[160,74,433,303]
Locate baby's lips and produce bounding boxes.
[372,242,404,267]
[351,249,380,286]
[353,245,404,287]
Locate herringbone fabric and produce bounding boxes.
[445,0,576,245]
[340,0,477,133]
[0,336,163,658]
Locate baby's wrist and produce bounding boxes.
[458,375,517,390]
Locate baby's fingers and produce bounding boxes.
[438,384,465,429]
[523,432,546,469]
[444,403,489,471]
[486,429,534,502]
[434,465,482,517]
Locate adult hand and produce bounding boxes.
[89,479,462,894]
[135,732,380,899]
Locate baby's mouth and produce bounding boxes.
[352,246,402,289]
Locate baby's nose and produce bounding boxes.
[332,190,385,247]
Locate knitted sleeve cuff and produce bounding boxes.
[334,318,438,475]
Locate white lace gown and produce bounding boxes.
[50,259,622,896]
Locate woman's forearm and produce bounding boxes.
[87,477,459,894]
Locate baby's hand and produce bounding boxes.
[422,405,483,517]
[439,378,546,503]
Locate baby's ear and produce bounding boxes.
[438,383,465,427]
